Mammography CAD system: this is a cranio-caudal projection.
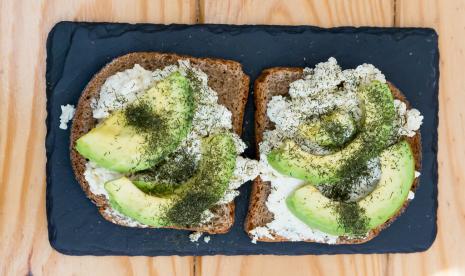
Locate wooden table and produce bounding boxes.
[1,0,463,275]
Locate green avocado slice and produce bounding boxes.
[104,132,237,227]
[297,111,357,149]
[286,140,415,236]
[267,81,396,185]
[75,72,194,173]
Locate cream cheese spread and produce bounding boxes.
[250,157,338,243]
[253,57,423,242]
[83,60,259,226]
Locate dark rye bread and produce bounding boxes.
[70,52,249,234]
[245,67,422,243]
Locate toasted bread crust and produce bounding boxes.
[70,52,249,234]
[245,67,422,243]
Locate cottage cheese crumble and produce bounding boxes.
[394,99,424,137]
[264,58,386,155]
[59,104,75,130]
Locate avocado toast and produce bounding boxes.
[71,52,259,234]
[246,58,423,243]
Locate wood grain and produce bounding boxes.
[1,0,465,275]
[0,1,196,275]
[200,0,394,26]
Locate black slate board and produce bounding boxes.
[46,22,439,256]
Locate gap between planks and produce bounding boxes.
[193,1,202,273]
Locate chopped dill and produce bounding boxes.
[335,202,368,237]
[124,100,164,132]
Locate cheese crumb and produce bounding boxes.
[200,209,215,224]
[408,191,415,200]
[249,226,274,244]
[394,99,424,137]
[217,157,260,204]
[203,236,211,243]
[415,171,421,178]
[59,104,75,130]
[189,232,203,242]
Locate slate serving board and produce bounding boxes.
[46,22,439,256]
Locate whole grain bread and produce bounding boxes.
[70,52,249,234]
[245,67,422,243]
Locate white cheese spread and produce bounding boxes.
[59,104,75,130]
[91,64,177,119]
[250,157,338,244]
[83,161,122,197]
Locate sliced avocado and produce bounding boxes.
[105,177,172,226]
[104,132,236,227]
[131,148,198,197]
[267,81,395,185]
[132,180,180,197]
[75,72,194,173]
[298,111,357,149]
[287,140,415,236]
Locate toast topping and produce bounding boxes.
[253,58,423,241]
[79,60,258,228]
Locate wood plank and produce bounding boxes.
[199,0,465,275]
[0,0,196,275]
[200,0,394,26]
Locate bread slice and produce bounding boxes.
[245,67,422,243]
[70,52,249,234]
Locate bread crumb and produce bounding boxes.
[415,171,421,178]
[203,236,211,243]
